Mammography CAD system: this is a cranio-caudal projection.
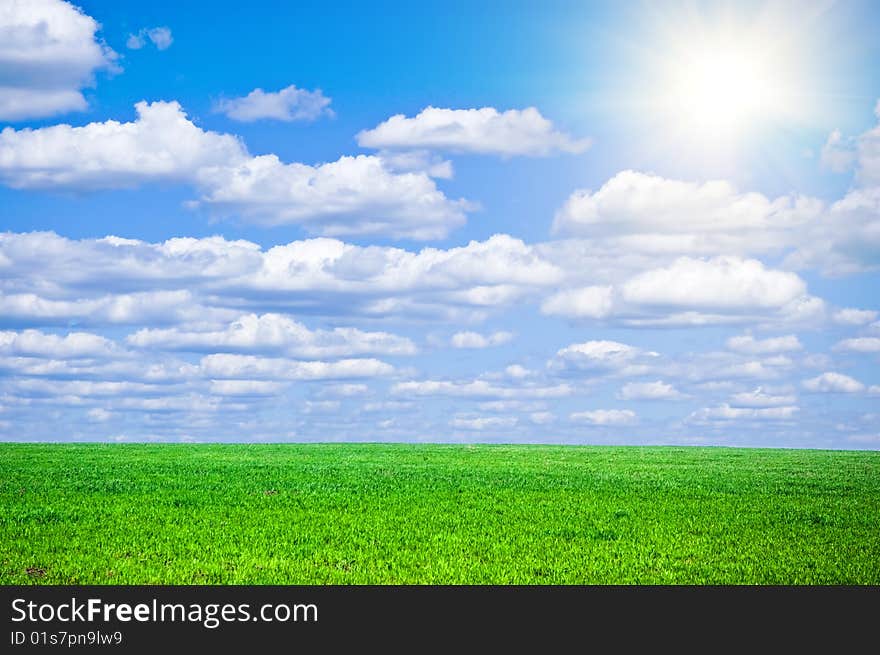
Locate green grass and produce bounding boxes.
[1,443,878,584]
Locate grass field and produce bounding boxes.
[1,443,878,584]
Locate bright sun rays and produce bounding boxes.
[618,2,826,169]
[656,30,801,141]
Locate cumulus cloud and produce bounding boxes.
[787,188,880,275]
[552,170,821,255]
[0,101,471,239]
[802,372,865,393]
[540,286,613,319]
[317,383,369,397]
[550,163,880,277]
[503,365,534,379]
[0,101,244,189]
[0,290,237,328]
[621,257,806,310]
[569,409,636,425]
[128,313,417,358]
[0,231,562,326]
[126,26,173,51]
[392,379,571,400]
[617,380,685,400]
[196,153,474,239]
[537,252,820,327]
[360,401,414,413]
[820,129,856,173]
[375,149,453,179]
[199,354,394,380]
[477,400,545,412]
[10,378,169,399]
[450,415,517,430]
[87,407,111,422]
[689,404,799,421]
[214,84,332,122]
[0,329,117,358]
[725,334,803,355]
[832,308,878,326]
[208,380,284,396]
[549,340,656,374]
[301,400,341,413]
[449,331,513,349]
[833,337,880,353]
[851,99,880,186]
[786,104,880,274]
[357,106,590,157]
[529,412,555,425]
[729,387,797,408]
[0,0,118,120]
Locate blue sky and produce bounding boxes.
[1,0,879,447]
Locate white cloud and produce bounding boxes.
[87,407,111,422]
[537,249,821,328]
[0,329,117,358]
[450,415,518,430]
[822,100,880,186]
[375,149,453,179]
[0,101,244,189]
[550,162,880,279]
[785,187,880,275]
[689,404,799,421]
[127,26,173,51]
[617,380,684,400]
[357,106,590,157]
[110,394,243,413]
[550,340,655,373]
[529,412,555,425]
[128,313,416,358]
[301,400,341,413]
[802,372,865,393]
[621,257,807,310]
[195,153,472,239]
[208,380,284,396]
[317,383,369,397]
[0,231,562,326]
[199,354,394,380]
[504,365,533,379]
[820,129,856,173]
[450,330,513,349]
[540,286,613,319]
[712,361,783,381]
[0,0,117,120]
[11,378,167,398]
[0,102,471,240]
[854,99,880,186]
[0,290,237,327]
[360,401,414,412]
[834,337,880,353]
[477,400,545,412]
[214,84,332,122]
[392,379,571,399]
[725,334,803,355]
[832,308,878,326]
[729,387,797,407]
[569,409,636,425]
[552,170,821,255]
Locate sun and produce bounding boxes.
[670,45,770,132]
[656,32,797,144]
[625,6,815,157]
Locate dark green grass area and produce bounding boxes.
[1,443,878,584]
